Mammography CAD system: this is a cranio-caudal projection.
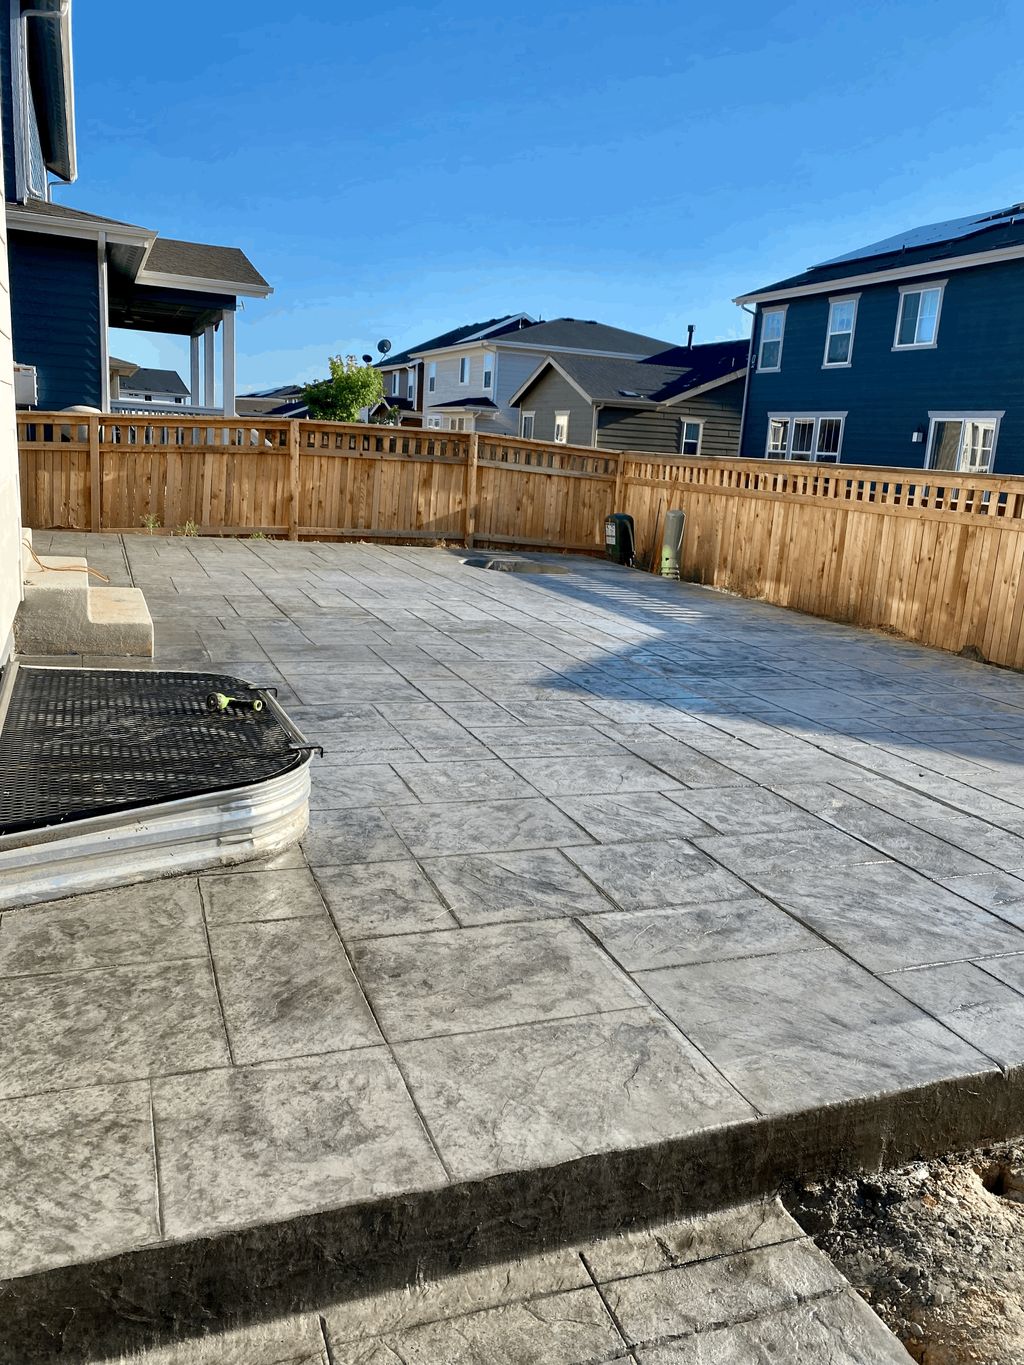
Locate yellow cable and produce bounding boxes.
[23,539,110,583]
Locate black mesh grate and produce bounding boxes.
[0,667,306,835]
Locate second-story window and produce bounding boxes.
[391,372,400,396]
[758,308,786,371]
[407,369,414,401]
[483,353,494,389]
[459,356,470,384]
[427,362,437,393]
[824,297,858,367]
[553,412,569,444]
[895,284,944,348]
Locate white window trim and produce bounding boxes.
[426,415,443,429]
[553,411,570,444]
[520,410,535,439]
[390,372,400,396]
[482,352,494,390]
[679,418,703,456]
[925,410,1003,473]
[765,411,847,462]
[757,305,788,372]
[822,294,859,369]
[893,281,946,351]
[458,356,470,385]
[427,362,437,393]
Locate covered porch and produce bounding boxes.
[6,200,271,418]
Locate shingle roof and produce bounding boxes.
[7,199,151,232]
[120,367,189,396]
[427,397,499,410]
[508,318,675,354]
[235,396,309,417]
[512,340,748,407]
[382,316,527,367]
[144,237,269,291]
[740,205,1024,299]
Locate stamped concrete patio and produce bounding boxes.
[5,532,1024,1357]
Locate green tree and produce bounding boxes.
[302,355,384,421]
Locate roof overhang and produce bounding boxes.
[734,242,1024,306]
[135,267,272,299]
[25,0,77,184]
[6,204,154,248]
[661,367,749,407]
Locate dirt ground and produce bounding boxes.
[787,1144,1024,1364]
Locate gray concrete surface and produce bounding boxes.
[5,533,1024,1355]
[111,1199,912,1362]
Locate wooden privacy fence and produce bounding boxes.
[17,415,615,551]
[17,414,1024,668]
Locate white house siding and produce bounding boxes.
[424,343,567,436]
[0,133,22,660]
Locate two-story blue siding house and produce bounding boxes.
[736,205,1024,475]
[1,0,270,417]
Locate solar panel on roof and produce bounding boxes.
[814,205,1024,269]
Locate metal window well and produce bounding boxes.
[0,665,317,909]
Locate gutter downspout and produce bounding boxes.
[737,303,756,458]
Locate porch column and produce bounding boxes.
[203,324,216,408]
[221,308,236,418]
[190,335,201,407]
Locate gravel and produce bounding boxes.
[785,1143,1024,1364]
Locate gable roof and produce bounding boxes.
[737,203,1024,304]
[509,340,749,409]
[499,317,675,355]
[120,367,189,396]
[381,315,531,367]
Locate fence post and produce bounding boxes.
[89,415,101,533]
[464,431,479,547]
[613,449,626,511]
[288,421,300,541]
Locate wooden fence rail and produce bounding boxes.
[18,414,1024,669]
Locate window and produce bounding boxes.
[520,411,535,440]
[407,370,415,401]
[482,353,494,389]
[823,296,858,367]
[426,415,443,429]
[553,412,570,444]
[895,284,944,348]
[680,420,702,455]
[452,416,471,432]
[764,412,846,462]
[758,308,786,371]
[427,362,436,393]
[926,413,1001,473]
[459,356,469,384]
[390,372,400,396]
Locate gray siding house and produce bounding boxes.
[509,340,748,455]
[737,204,1024,475]
[414,318,676,435]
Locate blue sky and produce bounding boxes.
[70,0,1024,393]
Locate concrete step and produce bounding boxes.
[14,552,153,656]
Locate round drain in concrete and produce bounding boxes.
[462,555,568,575]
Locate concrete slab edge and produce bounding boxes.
[1,1062,1018,1361]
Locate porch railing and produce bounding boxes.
[18,413,1024,669]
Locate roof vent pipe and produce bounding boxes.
[686,324,695,349]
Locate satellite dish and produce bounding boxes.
[377,339,392,356]
[361,354,373,365]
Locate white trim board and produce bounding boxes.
[735,242,1024,306]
